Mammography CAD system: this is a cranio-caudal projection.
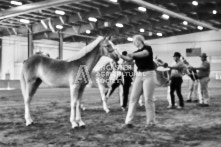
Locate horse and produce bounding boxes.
[20,36,118,129]
[95,60,122,113]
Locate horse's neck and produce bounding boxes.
[78,45,102,73]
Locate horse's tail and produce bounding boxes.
[20,69,26,99]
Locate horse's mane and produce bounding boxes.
[66,36,104,62]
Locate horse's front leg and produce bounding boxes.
[76,85,86,128]
[70,84,80,129]
[98,83,110,113]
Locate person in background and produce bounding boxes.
[181,57,200,103]
[164,52,186,109]
[186,68,199,103]
[189,53,210,107]
[113,34,157,128]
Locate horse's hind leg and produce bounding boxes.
[24,78,42,126]
[70,84,81,129]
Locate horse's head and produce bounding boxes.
[100,36,119,62]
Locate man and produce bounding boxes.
[190,53,210,107]
[164,52,186,109]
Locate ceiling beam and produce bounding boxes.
[126,0,220,31]
[0,0,91,20]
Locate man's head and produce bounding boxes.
[200,53,207,61]
[173,52,181,62]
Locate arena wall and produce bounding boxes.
[0,30,221,81]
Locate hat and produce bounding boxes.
[200,53,207,57]
[173,52,181,57]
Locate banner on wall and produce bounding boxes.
[186,48,201,57]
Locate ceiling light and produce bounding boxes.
[116,23,123,28]
[88,17,97,22]
[197,26,203,30]
[183,21,188,25]
[104,22,109,27]
[192,1,198,6]
[56,25,63,30]
[138,7,146,12]
[86,30,91,34]
[148,32,153,36]
[109,0,118,3]
[127,37,133,42]
[156,33,163,36]
[19,19,30,24]
[213,10,217,14]
[162,14,170,19]
[55,10,65,15]
[140,28,145,32]
[10,1,22,6]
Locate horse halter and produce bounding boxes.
[102,40,115,53]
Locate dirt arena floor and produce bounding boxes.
[1,79,221,147]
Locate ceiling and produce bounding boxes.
[0,0,220,44]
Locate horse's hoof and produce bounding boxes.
[79,125,86,129]
[26,122,34,127]
[71,126,79,130]
[105,109,110,113]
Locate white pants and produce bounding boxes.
[198,77,210,104]
[125,70,156,125]
[187,80,199,100]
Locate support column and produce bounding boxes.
[58,31,63,59]
[0,39,2,74]
[27,25,33,57]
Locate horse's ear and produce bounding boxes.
[104,32,113,40]
[104,35,111,40]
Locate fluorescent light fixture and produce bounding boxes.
[109,0,118,2]
[183,21,188,25]
[10,1,22,6]
[140,28,145,32]
[192,1,198,6]
[56,25,63,30]
[148,32,153,36]
[213,10,217,14]
[19,19,30,24]
[88,17,97,22]
[116,23,123,28]
[127,37,133,42]
[162,14,170,19]
[55,10,65,15]
[197,26,203,30]
[104,22,109,27]
[86,30,91,34]
[156,33,163,36]
[138,7,146,12]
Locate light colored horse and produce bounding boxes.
[95,60,122,113]
[20,36,118,129]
